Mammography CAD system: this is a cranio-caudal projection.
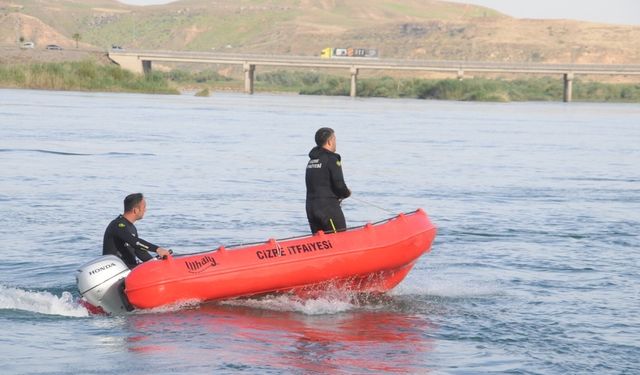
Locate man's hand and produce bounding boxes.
[339,189,351,204]
[156,247,172,258]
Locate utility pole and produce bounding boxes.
[15,12,22,44]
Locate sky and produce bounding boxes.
[118,0,640,26]
[448,0,640,25]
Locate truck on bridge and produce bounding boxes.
[321,47,379,59]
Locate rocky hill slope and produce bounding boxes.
[1,0,639,64]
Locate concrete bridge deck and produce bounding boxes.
[108,50,640,101]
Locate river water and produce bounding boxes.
[0,88,638,374]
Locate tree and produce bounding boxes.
[72,33,81,48]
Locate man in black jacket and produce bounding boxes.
[103,193,171,269]
[305,127,351,233]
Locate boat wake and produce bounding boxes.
[0,284,89,317]
[122,276,503,316]
[135,299,203,315]
[0,276,500,319]
[221,294,357,315]
[136,276,502,316]
[393,277,503,299]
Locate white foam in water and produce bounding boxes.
[137,299,202,315]
[0,285,89,317]
[392,277,502,299]
[222,294,356,315]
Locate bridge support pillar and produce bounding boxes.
[107,54,145,74]
[350,66,359,97]
[563,72,574,102]
[244,62,255,95]
[457,69,464,81]
[142,60,152,74]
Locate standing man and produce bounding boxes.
[103,193,171,269]
[305,127,351,233]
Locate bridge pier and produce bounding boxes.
[563,72,574,102]
[457,69,464,81]
[350,66,359,97]
[107,54,145,74]
[142,60,152,74]
[244,62,255,94]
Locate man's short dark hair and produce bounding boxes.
[124,193,144,212]
[315,127,335,147]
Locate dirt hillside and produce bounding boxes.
[1,0,639,64]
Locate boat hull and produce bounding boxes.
[125,209,437,309]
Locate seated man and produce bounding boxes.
[103,193,171,269]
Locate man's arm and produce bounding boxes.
[134,247,154,262]
[328,156,351,199]
[115,228,172,259]
[113,225,160,253]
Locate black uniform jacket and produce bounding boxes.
[102,215,159,269]
[305,146,351,200]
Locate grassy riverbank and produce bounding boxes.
[0,60,178,94]
[255,70,640,102]
[1,60,639,102]
[164,68,640,102]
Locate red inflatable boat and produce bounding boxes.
[126,209,436,309]
[77,209,436,313]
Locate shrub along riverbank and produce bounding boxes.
[0,60,178,94]
[1,60,639,102]
[256,70,640,102]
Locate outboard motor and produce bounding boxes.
[76,255,132,314]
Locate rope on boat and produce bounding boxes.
[350,196,396,215]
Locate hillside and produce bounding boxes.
[1,0,640,64]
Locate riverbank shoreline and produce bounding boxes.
[1,50,639,102]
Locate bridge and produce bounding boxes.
[108,50,640,102]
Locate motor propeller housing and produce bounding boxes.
[76,255,131,314]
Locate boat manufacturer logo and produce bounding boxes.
[185,255,217,273]
[89,262,117,275]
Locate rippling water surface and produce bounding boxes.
[1,89,638,374]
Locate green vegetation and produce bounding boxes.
[164,68,233,85]
[79,7,298,51]
[255,71,348,94]
[1,62,638,102]
[573,81,640,102]
[0,60,178,94]
[195,88,210,97]
[255,71,640,102]
[72,33,81,48]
